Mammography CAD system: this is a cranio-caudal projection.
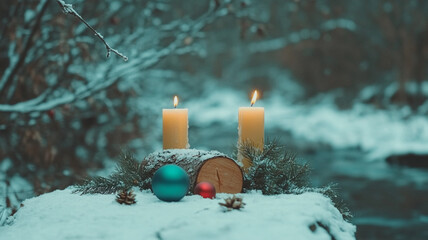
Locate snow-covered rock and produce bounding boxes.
[0,188,355,240]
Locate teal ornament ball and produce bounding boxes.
[151,164,190,202]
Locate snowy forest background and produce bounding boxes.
[1,0,428,239]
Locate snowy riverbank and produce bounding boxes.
[0,188,355,240]
[186,87,428,161]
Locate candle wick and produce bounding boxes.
[251,103,254,107]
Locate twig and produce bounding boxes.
[56,0,128,61]
[0,0,49,99]
[0,0,228,115]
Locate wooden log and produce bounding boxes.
[141,149,243,194]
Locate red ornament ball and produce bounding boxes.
[194,182,216,199]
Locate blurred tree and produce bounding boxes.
[368,0,428,107]
[0,0,249,223]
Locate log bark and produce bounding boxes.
[142,149,243,194]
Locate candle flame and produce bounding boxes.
[173,96,178,108]
[251,90,258,106]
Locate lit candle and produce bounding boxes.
[238,90,264,170]
[163,96,189,149]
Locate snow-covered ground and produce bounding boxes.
[0,188,355,240]
[187,86,428,161]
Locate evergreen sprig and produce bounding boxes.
[239,140,352,221]
[239,139,310,194]
[73,151,150,194]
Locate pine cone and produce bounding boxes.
[219,195,245,210]
[116,190,136,205]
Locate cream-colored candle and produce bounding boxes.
[238,90,264,170]
[163,96,188,149]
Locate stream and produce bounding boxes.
[190,124,428,240]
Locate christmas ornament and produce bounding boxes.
[194,182,216,199]
[151,164,189,202]
[219,195,245,211]
[116,190,136,205]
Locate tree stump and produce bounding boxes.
[142,149,243,194]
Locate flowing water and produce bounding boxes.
[190,125,428,240]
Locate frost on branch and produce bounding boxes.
[0,0,234,117]
[56,0,128,61]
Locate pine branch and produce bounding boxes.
[112,151,141,186]
[56,0,128,61]
[259,139,283,161]
[73,151,149,194]
[240,140,352,221]
[241,140,310,195]
[74,176,121,194]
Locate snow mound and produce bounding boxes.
[0,188,355,240]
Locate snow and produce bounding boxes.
[322,19,357,31]
[0,172,33,225]
[268,95,428,160]
[146,149,230,165]
[144,149,234,173]
[188,88,428,161]
[249,17,356,54]
[24,10,35,22]
[0,188,355,240]
[187,88,245,127]
[266,96,428,160]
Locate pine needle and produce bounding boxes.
[73,151,149,194]
[240,140,352,221]
[241,139,310,195]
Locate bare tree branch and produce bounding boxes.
[0,0,230,116]
[56,0,128,61]
[0,0,49,99]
